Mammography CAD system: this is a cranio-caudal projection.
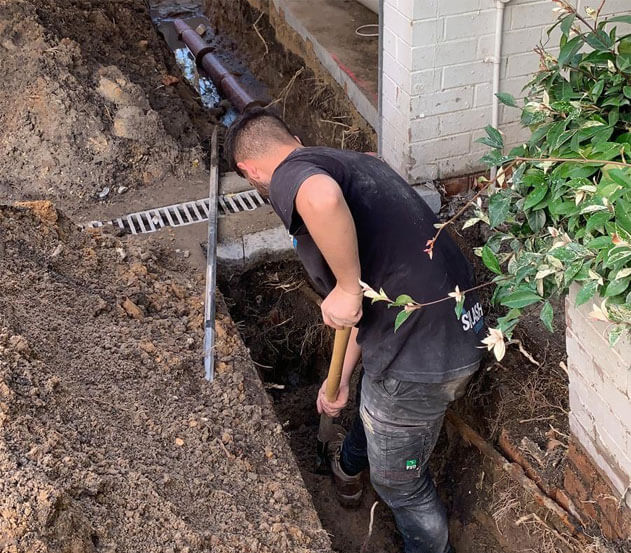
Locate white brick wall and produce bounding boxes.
[566,284,631,509]
[380,0,630,182]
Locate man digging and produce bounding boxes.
[225,108,486,553]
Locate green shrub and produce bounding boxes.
[363,2,631,359]
[474,3,631,354]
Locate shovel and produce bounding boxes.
[315,326,352,474]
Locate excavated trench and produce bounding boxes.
[144,2,402,550]
[138,2,581,552]
[219,261,406,553]
[142,2,508,552]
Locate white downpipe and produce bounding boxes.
[491,0,512,180]
[355,0,379,14]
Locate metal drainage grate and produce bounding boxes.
[85,189,268,235]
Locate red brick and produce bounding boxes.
[580,499,599,523]
[567,440,598,486]
[593,479,614,501]
[590,476,631,540]
[600,517,616,541]
[442,176,470,196]
[564,467,589,502]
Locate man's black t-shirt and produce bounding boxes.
[269,147,485,383]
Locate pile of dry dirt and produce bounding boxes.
[0,0,205,210]
[0,202,330,553]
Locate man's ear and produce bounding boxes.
[237,161,251,178]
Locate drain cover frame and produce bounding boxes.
[85,189,268,235]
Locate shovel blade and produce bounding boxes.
[314,414,345,474]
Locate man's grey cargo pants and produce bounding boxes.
[340,366,478,553]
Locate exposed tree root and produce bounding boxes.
[446,410,591,548]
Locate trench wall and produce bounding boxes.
[381,0,629,182]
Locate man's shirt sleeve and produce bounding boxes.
[269,159,332,235]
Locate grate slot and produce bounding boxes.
[151,210,164,229]
[135,213,147,233]
[162,207,176,227]
[200,199,210,216]
[218,197,229,215]
[235,195,249,211]
[145,211,156,232]
[243,193,258,210]
[190,202,203,221]
[181,204,194,223]
[127,215,138,235]
[225,195,239,213]
[84,190,270,235]
[172,206,185,225]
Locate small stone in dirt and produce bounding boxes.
[161,75,180,87]
[50,243,63,258]
[9,335,30,356]
[116,247,127,261]
[117,186,128,194]
[122,298,143,319]
[138,39,149,49]
[97,187,110,199]
[139,340,156,354]
[93,297,108,317]
[216,361,230,374]
[175,438,184,447]
[215,321,227,340]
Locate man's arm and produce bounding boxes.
[317,326,361,417]
[295,174,363,329]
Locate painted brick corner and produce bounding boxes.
[566,283,631,521]
[380,0,629,183]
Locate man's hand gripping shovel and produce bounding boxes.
[315,327,352,474]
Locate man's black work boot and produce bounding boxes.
[328,435,363,508]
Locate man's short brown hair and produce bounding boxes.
[224,108,295,174]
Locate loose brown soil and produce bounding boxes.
[1,0,626,551]
[0,0,207,215]
[0,203,330,553]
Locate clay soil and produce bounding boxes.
[0,1,332,551]
[0,203,330,553]
[0,0,210,216]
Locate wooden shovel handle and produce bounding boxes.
[325,327,352,402]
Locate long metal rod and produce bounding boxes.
[204,127,220,381]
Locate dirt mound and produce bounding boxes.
[0,0,203,209]
[0,202,330,553]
